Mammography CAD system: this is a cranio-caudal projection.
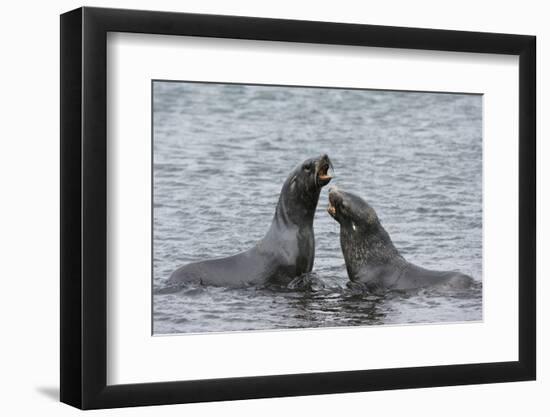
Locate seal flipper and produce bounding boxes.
[287,272,326,291]
[346,280,369,293]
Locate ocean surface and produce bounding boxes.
[152,81,483,335]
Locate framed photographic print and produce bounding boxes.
[60,6,536,409]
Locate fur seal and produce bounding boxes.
[167,154,333,288]
[327,187,473,291]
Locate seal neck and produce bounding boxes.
[340,221,403,280]
[272,179,320,229]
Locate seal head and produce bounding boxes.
[277,154,334,225]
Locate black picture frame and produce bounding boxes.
[60,6,536,410]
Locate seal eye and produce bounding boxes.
[303,164,312,173]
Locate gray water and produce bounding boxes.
[153,81,482,335]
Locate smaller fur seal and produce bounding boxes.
[327,187,474,291]
[167,154,334,288]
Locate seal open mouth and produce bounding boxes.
[327,188,340,217]
[318,164,331,181]
[327,202,336,216]
[316,157,333,186]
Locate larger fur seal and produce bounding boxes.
[167,154,334,288]
[327,187,473,291]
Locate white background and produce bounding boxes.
[0,0,546,416]
[108,34,518,384]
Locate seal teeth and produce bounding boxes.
[318,164,332,180]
